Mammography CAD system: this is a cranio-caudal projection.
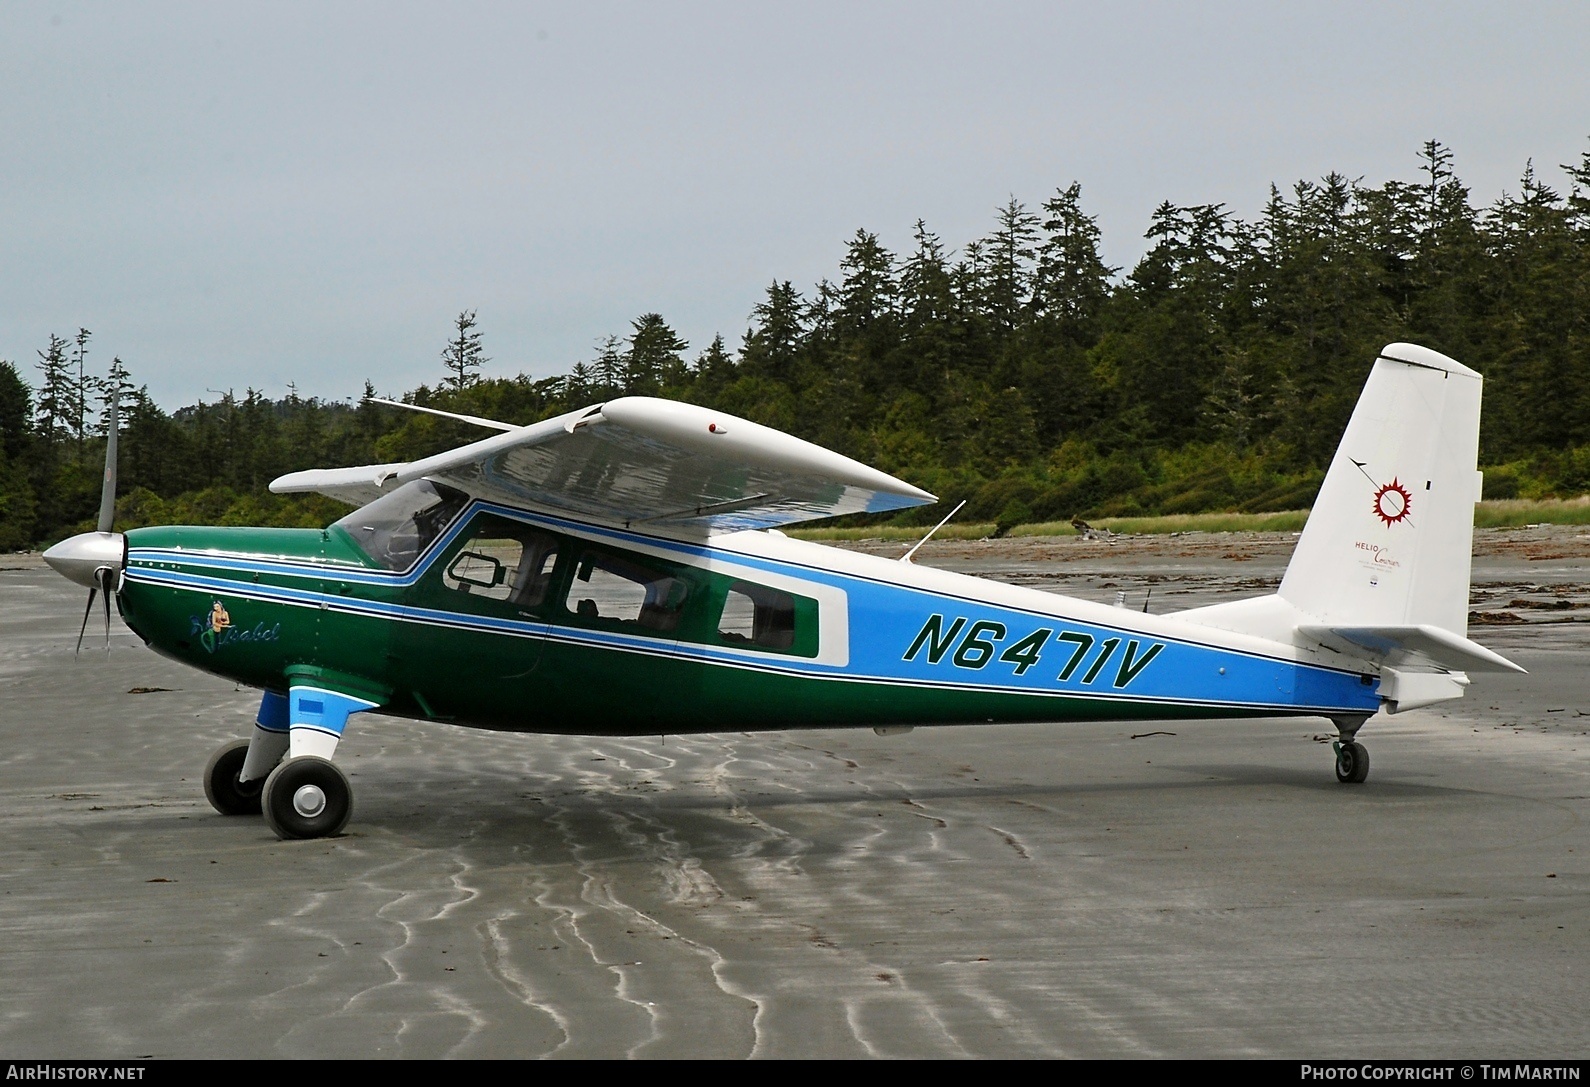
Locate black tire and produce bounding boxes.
[1335,741,1370,784]
[262,756,353,839]
[204,738,264,815]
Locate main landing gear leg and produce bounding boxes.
[261,685,379,840]
[1331,714,1371,785]
[203,689,290,816]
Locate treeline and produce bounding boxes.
[3,140,1590,549]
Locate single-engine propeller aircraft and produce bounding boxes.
[44,343,1523,839]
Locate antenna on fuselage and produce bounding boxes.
[900,500,966,564]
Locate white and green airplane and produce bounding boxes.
[44,342,1521,840]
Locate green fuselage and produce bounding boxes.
[117,508,1379,737]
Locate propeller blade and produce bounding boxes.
[96,389,120,534]
[75,586,98,657]
[101,567,113,651]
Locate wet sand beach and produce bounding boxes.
[0,528,1586,1058]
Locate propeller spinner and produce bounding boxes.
[41,391,124,654]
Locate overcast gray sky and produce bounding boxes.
[3,1,1588,407]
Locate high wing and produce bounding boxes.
[269,397,936,533]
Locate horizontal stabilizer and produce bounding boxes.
[1297,624,1525,674]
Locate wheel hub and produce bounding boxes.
[292,784,328,818]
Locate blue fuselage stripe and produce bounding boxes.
[127,506,1380,718]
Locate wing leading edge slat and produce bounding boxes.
[270,397,935,532]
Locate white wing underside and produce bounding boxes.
[269,397,935,533]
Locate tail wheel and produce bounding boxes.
[203,738,264,815]
[262,756,353,839]
[1334,741,1370,784]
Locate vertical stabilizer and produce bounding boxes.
[1278,343,1483,636]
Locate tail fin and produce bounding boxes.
[1279,343,1482,635]
[1179,343,1522,711]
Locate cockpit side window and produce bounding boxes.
[335,480,469,571]
[441,521,561,609]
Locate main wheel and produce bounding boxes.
[204,738,264,815]
[1334,740,1370,784]
[262,756,353,839]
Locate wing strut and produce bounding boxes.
[367,397,519,432]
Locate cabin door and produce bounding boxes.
[394,512,558,723]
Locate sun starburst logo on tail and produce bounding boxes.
[1373,478,1412,527]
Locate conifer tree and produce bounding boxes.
[1564,143,1590,234]
[591,335,626,397]
[985,196,1040,333]
[441,310,489,390]
[1201,348,1269,449]
[34,334,71,451]
[899,221,952,328]
[0,441,37,549]
[564,361,596,404]
[898,221,956,398]
[70,328,92,459]
[742,282,805,384]
[1034,183,1113,331]
[0,361,31,462]
[100,358,135,428]
[1419,139,1457,237]
[624,314,688,395]
[692,334,735,388]
[836,230,898,333]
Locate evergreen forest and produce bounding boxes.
[4,140,1590,550]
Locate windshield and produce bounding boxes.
[334,479,470,571]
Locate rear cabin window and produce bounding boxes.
[714,580,820,658]
[717,582,796,650]
[565,550,688,634]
